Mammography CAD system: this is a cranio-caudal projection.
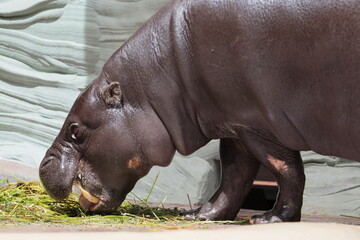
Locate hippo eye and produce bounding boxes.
[69,123,79,140]
[69,122,85,143]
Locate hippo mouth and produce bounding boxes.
[73,182,102,211]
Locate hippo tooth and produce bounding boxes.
[73,182,100,204]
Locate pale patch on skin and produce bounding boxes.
[128,156,140,169]
[267,155,288,172]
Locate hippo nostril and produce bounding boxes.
[40,156,53,169]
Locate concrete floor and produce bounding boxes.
[0,223,359,240]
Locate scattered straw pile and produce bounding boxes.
[0,179,247,230]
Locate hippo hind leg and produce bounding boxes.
[184,138,260,221]
[242,128,305,224]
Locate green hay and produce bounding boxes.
[0,179,248,230]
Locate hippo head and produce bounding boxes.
[39,75,175,213]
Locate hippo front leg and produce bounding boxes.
[186,138,260,221]
[242,129,306,224]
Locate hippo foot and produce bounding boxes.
[250,212,283,224]
[181,207,224,221]
[181,208,223,221]
[180,207,201,220]
[250,210,300,224]
[182,202,236,221]
[183,211,217,221]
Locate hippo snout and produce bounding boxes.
[39,146,79,200]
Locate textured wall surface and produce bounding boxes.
[302,153,360,217]
[0,0,358,215]
[0,0,88,167]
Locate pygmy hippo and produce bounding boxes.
[39,0,360,223]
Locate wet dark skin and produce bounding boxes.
[39,0,360,223]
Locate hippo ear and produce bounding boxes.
[102,82,122,108]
